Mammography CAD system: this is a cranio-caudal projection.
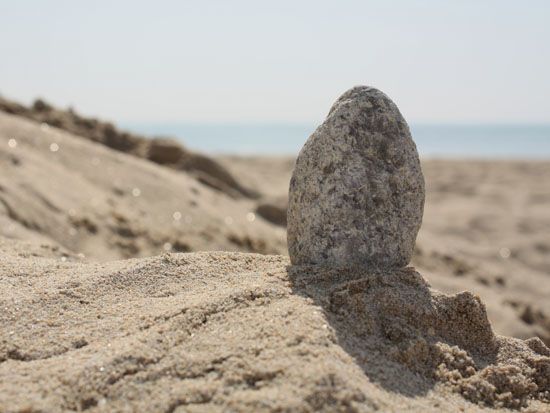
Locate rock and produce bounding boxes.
[256,196,288,226]
[287,86,425,268]
[146,137,186,165]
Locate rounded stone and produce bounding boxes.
[287,86,425,268]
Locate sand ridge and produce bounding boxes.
[0,111,286,261]
[1,246,549,412]
[220,156,550,348]
[1,100,550,411]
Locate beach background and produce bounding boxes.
[124,122,550,157]
[1,1,550,411]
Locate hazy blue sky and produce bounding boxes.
[1,0,549,123]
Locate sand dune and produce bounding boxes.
[1,244,549,411]
[220,156,550,348]
[0,112,286,261]
[0,96,258,199]
[1,107,550,411]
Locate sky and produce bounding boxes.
[1,0,549,124]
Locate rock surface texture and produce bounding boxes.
[288,86,425,268]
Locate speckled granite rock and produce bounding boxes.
[287,86,425,268]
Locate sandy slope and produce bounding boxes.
[219,156,550,347]
[1,242,548,412]
[1,110,550,411]
[0,112,286,260]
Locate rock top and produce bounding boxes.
[288,86,425,268]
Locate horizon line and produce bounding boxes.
[121,120,550,127]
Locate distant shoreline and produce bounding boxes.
[123,122,550,158]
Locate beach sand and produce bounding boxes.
[220,155,550,346]
[1,109,549,411]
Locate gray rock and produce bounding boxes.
[287,86,425,268]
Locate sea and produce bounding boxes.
[123,123,550,158]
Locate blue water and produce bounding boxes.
[123,122,550,158]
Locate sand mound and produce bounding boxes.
[0,242,548,411]
[1,95,549,411]
[0,96,256,199]
[293,265,550,409]
[0,112,285,260]
[221,155,550,349]
[4,107,546,349]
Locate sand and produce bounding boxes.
[1,107,550,411]
[1,243,548,412]
[0,112,287,261]
[220,156,550,347]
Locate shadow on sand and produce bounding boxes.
[286,264,499,399]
